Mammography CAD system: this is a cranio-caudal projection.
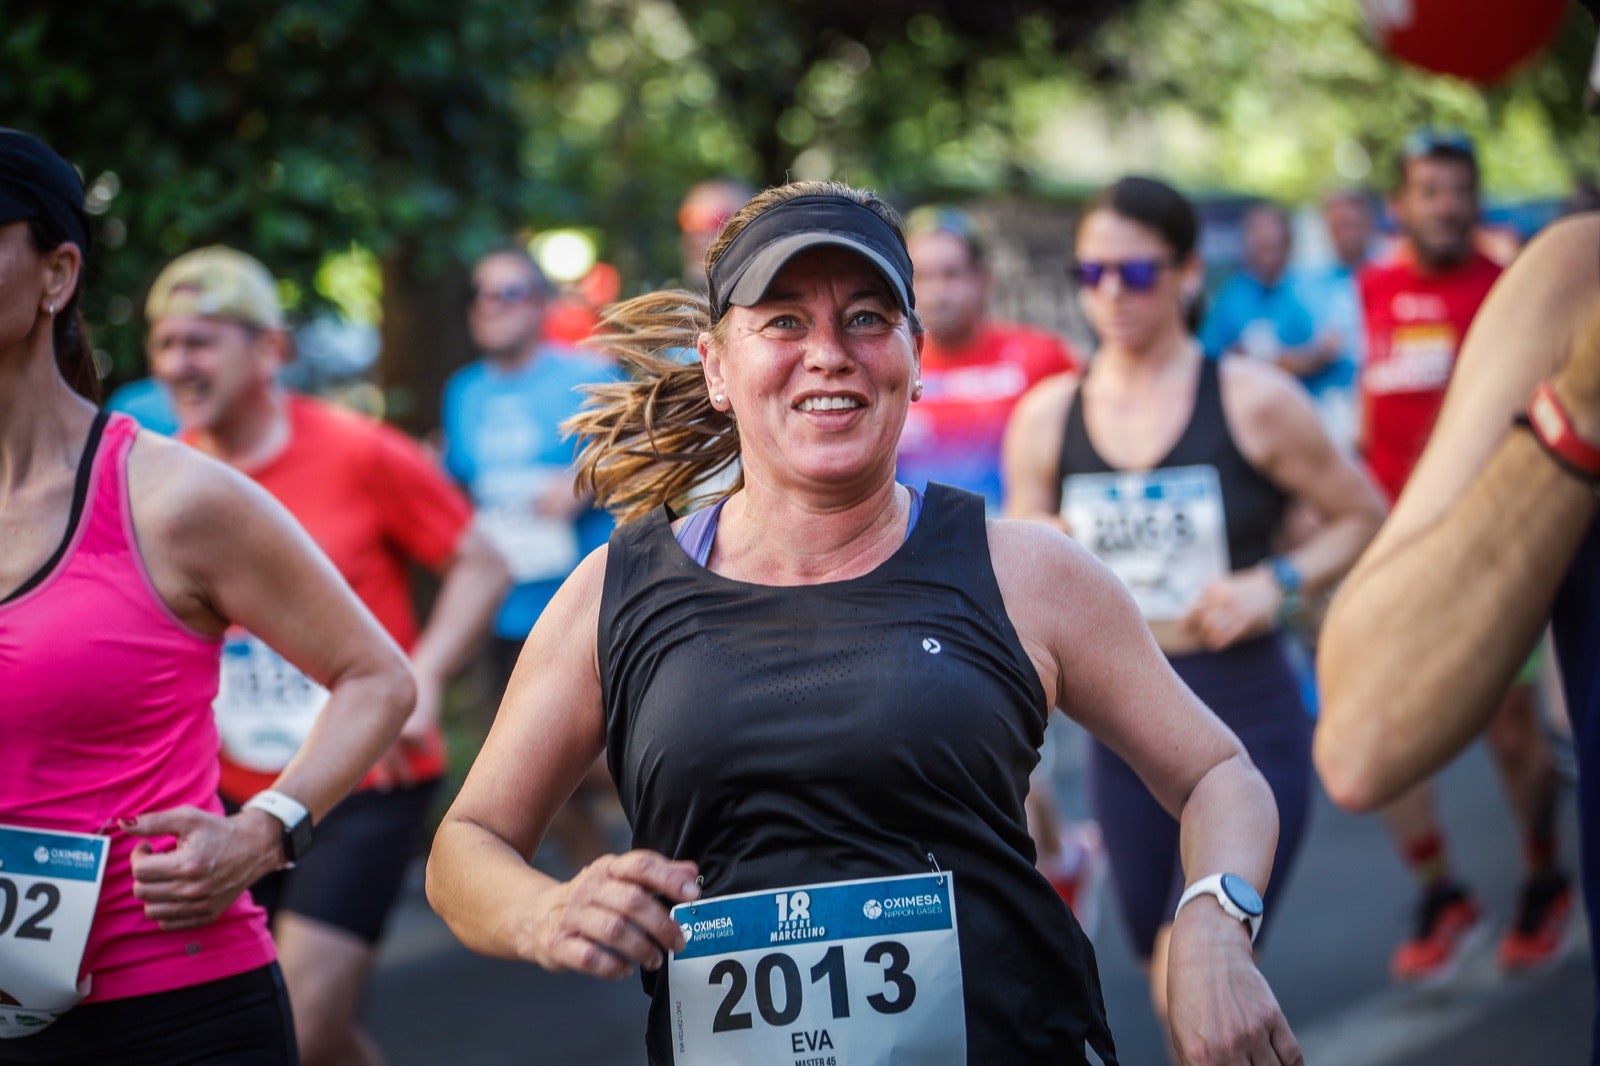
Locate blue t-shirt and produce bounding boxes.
[1198,271,1316,368]
[442,348,624,639]
[105,377,179,436]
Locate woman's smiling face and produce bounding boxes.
[702,245,922,498]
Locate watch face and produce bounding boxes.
[1219,874,1264,916]
[285,817,314,862]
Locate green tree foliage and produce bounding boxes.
[1073,0,1600,200]
[511,0,1134,292]
[1,0,577,387]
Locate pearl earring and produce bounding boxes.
[713,393,726,407]
[46,304,55,316]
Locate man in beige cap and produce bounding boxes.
[146,246,508,1066]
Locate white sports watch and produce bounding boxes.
[243,789,314,865]
[1175,873,1263,943]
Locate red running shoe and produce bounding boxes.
[1391,882,1486,985]
[1498,870,1574,973]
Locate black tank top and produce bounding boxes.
[599,483,1117,1064]
[1057,357,1286,570]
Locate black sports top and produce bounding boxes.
[1057,357,1287,571]
[598,483,1117,1065]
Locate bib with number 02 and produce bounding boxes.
[0,824,108,1039]
[1060,465,1230,622]
[213,629,331,772]
[668,872,965,1066]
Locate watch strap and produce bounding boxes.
[1518,381,1600,485]
[1266,556,1303,622]
[1175,873,1262,943]
[242,789,312,864]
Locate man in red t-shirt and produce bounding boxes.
[897,206,1081,512]
[145,247,508,1066]
[1356,133,1571,984]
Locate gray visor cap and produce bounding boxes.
[720,231,914,320]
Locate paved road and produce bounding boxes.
[370,734,1591,1065]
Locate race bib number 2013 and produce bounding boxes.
[669,872,965,1066]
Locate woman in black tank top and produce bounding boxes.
[1003,176,1384,1042]
[430,180,1308,1066]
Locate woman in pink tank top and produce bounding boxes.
[0,130,414,1065]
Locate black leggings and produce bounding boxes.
[1089,633,1313,958]
[0,964,297,1065]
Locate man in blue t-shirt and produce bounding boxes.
[442,246,623,867]
[1201,202,1338,389]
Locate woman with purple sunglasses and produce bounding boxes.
[1004,175,1386,1052]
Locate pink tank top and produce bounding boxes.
[0,413,275,1003]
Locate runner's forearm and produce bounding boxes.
[1177,753,1278,896]
[426,818,565,963]
[268,668,417,821]
[1316,431,1596,811]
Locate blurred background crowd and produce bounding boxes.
[8,0,1600,1062]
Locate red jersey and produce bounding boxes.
[896,322,1080,510]
[1358,249,1501,503]
[195,395,472,801]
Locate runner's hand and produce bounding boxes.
[124,805,282,930]
[530,850,700,980]
[1166,903,1303,1066]
[1181,568,1281,650]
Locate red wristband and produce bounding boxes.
[1523,380,1600,482]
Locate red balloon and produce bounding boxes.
[1365,0,1570,84]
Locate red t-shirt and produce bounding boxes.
[896,322,1080,510]
[1358,249,1501,503]
[196,395,472,801]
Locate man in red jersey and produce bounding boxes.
[896,205,1081,511]
[1358,131,1571,985]
[145,246,509,1066]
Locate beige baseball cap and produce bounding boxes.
[145,245,284,329]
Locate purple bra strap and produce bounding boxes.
[673,486,924,568]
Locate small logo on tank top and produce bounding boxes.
[922,638,942,654]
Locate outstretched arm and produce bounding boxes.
[1316,215,1600,811]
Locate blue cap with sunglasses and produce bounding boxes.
[1072,258,1172,293]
